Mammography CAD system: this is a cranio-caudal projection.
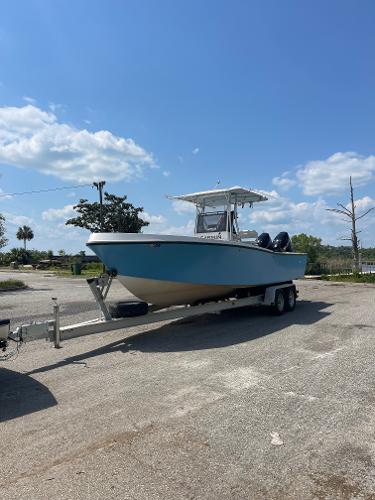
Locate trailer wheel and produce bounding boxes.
[284,287,296,312]
[108,300,149,318]
[271,289,285,315]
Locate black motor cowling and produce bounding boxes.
[272,232,293,252]
[256,232,273,249]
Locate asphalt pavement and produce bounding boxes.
[1,272,375,499]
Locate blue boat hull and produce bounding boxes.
[88,234,307,305]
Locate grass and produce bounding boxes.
[321,273,375,284]
[46,262,104,278]
[0,262,104,278]
[0,279,26,290]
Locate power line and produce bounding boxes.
[0,183,92,198]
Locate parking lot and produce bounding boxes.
[1,272,375,499]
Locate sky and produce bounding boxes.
[1,0,375,253]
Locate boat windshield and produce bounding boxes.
[196,211,236,233]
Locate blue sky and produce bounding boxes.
[1,0,375,252]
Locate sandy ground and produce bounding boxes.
[1,273,375,499]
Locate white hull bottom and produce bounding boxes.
[118,275,237,306]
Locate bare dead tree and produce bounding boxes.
[326,176,375,272]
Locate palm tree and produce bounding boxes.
[16,225,34,250]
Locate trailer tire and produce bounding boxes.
[284,286,296,312]
[271,289,285,315]
[108,300,149,318]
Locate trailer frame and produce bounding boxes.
[5,274,297,351]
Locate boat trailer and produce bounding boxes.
[1,274,297,357]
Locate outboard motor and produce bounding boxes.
[272,232,293,252]
[256,232,273,249]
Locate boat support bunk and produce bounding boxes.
[1,273,298,354]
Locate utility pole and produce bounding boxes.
[93,181,106,232]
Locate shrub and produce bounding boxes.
[0,279,26,290]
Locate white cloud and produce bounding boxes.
[192,147,199,155]
[0,105,55,138]
[0,104,155,183]
[22,96,36,105]
[351,196,375,212]
[27,220,87,251]
[39,203,189,242]
[143,212,167,225]
[0,188,12,200]
[272,174,296,191]
[2,208,89,251]
[3,211,34,226]
[142,209,194,236]
[42,204,76,221]
[48,102,65,113]
[172,199,196,215]
[158,219,195,236]
[162,170,171,177]
[340,196,375,226]
[248,191,334,235]
[297,152,375,195]
[246,189,375,245]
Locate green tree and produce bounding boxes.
[7,247,31,265]
[0,213,7,249]
[291,233,322,263]
[16,225,34,250]
[66,192,149,233]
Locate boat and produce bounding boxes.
[87,186,307,306]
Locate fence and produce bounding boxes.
[315,260,375,276]
[361,262,375,274]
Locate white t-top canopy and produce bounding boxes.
[170,186,268,208]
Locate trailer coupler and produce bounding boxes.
[0,319,25,360]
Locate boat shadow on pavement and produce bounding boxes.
[121,299,332,353]
[0,368,57,422]
[26,299,332,375]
